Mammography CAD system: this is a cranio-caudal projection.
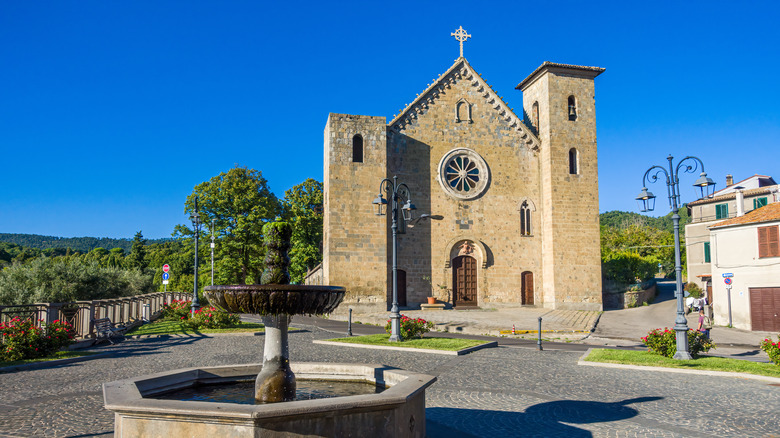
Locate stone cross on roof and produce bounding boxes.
[451,26,471,58]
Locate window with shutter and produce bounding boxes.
[715,204,729,219]
[758,225,780,258]
[704,242,711,263]
[753,197,768,210]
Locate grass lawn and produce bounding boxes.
[0,350,98,368]
[326,334,489,351]
[127,319,265,336]
[584,348,780,378]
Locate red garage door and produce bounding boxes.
[749,287,780,332]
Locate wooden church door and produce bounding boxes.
[452,256,477,307]
[396,269,407,307]
[522,271,534,305]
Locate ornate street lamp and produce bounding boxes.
[637,155,716,360]
[210,219,215,286]
[373,176,416,342]
[190,196,202,315]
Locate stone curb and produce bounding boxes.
[313,339,498,356]
[124,331,266,339]
[577,348,780,384]
[0,351,112,374]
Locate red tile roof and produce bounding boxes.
[710,202,780,229]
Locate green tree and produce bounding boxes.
[176,166,280,286]
[126,231,147,270]
[282,178,323,283]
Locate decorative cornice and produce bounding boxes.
[389,57,540,151]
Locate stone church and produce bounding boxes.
[319,32,604,311]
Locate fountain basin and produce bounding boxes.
[103,362,436,437]
[204,284,345,315]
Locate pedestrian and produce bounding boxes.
[697,308,712,338]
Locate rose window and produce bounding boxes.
[437,148,490,200]
[445,156,480,192]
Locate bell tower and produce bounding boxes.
[518,62,605,310]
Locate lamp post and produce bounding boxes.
[636,155,715,360]
[190,196,202,315]
[210,219,215,286]
[373,176,416,342]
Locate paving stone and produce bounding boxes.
[0,327,776,437]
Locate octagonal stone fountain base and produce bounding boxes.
[103,363,436,438]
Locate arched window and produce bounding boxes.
[569,148,578,175]
[568,95,577,121]
[532,101,540,134]
[352,134,363,163]
[520,201,532,236]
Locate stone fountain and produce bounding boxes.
[103,220,436,437]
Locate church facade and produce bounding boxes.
[321,54,604,311]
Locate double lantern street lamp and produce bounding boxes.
[189,197,202,315]
[636,155,716,360]
[373,176,416,342]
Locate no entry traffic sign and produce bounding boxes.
[163,264,170,273]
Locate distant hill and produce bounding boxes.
[0,233,171,253]
[600,207,690,232]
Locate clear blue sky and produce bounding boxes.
[2,1,778,239]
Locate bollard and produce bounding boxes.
[537,316,543,351]
[512,324,515,335]
[347,308,353,337]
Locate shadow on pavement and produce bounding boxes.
[426,396,663,437]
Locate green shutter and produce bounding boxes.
[716,204,729,219]
[704,242,711,263]
[754,197,768,209]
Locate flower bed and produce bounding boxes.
[641,327,714,359]
[385,315,434,340]
[0,317,76,361]
[760,336,780,365]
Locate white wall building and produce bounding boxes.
[708,202,780,331]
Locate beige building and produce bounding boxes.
[685,174,779,299]
[321,54,605,312]
[708,202,780,331]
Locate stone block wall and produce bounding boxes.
[323,114,388,305]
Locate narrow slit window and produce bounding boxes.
[569,148,578,175]
[568,95,577,121]
[352,134,363,163]
[532,101,539,134]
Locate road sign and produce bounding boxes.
[724,277,732,285]
[163,264,170,273]
[722,273,733,278]
[162,280,169,285]
[162,272,170,281]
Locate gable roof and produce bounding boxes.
[712,174,777,196]
[710,202,780,229]
[388,57,540,150]
[516,61,605,91]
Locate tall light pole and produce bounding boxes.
[190,196,202,315]
[636,155,715,360]
[210,219,215,286]
[373,176,416,342]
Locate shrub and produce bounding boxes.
[181,306,241,330]
[602,251,657,285]
[0,317,76,361]
[760,336,780,365]
[385,315,434,340]
[684,282,703,299]
[161,299,192,320]
[641,327,714,359]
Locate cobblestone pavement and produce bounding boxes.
[1,327,778,437]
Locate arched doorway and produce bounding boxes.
[521,271,534,305]
[452,256,477,307]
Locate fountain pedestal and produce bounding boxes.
[255,314,294,402]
